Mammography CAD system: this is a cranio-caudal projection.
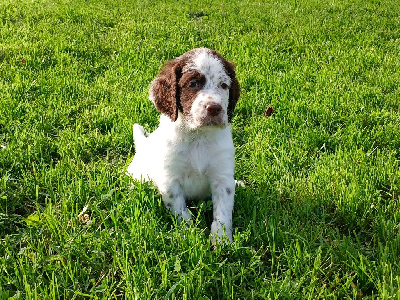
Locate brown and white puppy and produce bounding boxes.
[127,48,240,243]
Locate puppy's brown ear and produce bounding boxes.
[149,60,182,122]
[225,61,240,122]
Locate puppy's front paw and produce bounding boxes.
[211,220,233,245]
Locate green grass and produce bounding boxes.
[1,0,399,298]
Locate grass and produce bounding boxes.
[1,0,399,298]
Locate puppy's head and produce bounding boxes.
[149,48,240,129]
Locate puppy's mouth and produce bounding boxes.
[201,115,226,127]
[183,113,227,129]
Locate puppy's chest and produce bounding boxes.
[175,140,212,175]
[169,141,214,199]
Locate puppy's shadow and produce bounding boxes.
[187,198,214,227]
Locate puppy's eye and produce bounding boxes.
[189,80,201,88]
[221,83,229,90]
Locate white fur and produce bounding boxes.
[127,48,236,243]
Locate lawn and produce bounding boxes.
[1,0,399,298]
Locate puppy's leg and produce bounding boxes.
[162,188,191,223]
[210,179,235,244]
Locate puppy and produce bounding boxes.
[127,48,240,243]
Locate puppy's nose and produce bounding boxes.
[206,103,222,116]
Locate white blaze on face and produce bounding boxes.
[185,49,232,129]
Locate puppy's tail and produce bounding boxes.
[132,124,147,145]
[126,124,148,181]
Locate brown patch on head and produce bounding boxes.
[178,71,206,116]
[209,50,240,122]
